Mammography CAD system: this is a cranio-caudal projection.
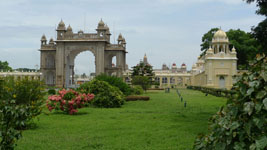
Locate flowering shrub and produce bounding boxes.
[47,89,94,115]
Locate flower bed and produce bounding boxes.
[47,89,94,115]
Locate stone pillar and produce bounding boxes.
[56,43,65,88]
[95,43,105,75]
[159,77,162,88]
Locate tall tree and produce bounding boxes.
[131,62,154,77]
[227,29,260,69]
[0,61,12,71]
[245,0,267,55]
[131,61,154,91]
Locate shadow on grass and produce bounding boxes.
[48,111,89,116]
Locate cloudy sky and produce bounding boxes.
[0,0,264,75]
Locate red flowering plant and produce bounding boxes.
[46,89,94,115]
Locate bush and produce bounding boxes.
[47,89,94,115]
[126,96,150,101]
[48,88,56,95]
[0,77,45,149]
[131,85,144,95]
[95,74,132,96]
[194,54,267,150]
[0,77,45,128]
[79,80,125,108]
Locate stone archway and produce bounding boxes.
[65,48,96,88]
[40,19,127,88]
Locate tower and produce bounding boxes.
[56,20,66,40]
[205,29,237,89]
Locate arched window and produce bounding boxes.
[162,77,168,84]
[155,77,160,84]
[219,76,225,89]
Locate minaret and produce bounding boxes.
[143,54,148,65]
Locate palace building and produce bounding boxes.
[124,29,237,90]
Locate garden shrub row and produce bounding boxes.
[126,96,150,101]
[187,85,236,98]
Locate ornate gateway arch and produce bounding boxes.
[40,19,127,87]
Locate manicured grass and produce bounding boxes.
[16,89,226,150]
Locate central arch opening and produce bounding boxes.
[73,51,95,85]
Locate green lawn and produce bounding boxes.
[16,89,226,150]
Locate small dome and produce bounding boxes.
[49,38,54,44]
[59,19,65,26]
[231,46,236,53]
[57,19,66,30]
[118,33,123,41]
[207,46,213,54]
[122,37,126,44]
[67,25,72,31]
[172,63,176,66]
[214,29,227,39]
[181,63,186,66]
[78,30,84,34]
[41,34,47,41]
[98,19,105,27]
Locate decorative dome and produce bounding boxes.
[41,34,47,41]
[214,29,227,38]
[172,63,176,66]
[122,37,126,44]
[207,46,213,54]
[231,46,236,53]
[49,38,54,44]
[67,25,72,32]
[117,33,123,41]
[181,63,186,67]
[98,19,105,28]
[57,19,66,30]
[78,30,84,34]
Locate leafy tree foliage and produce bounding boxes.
[245,0,267,16]
[131,76,151,91]
[79,80,125,108]
[95,74,132,96]
[227,29,260,69]
[132,62,154,77]
[0,61,12,71]
[194,54,267,150]
[131,61,154,91]
[244,0,267,55]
